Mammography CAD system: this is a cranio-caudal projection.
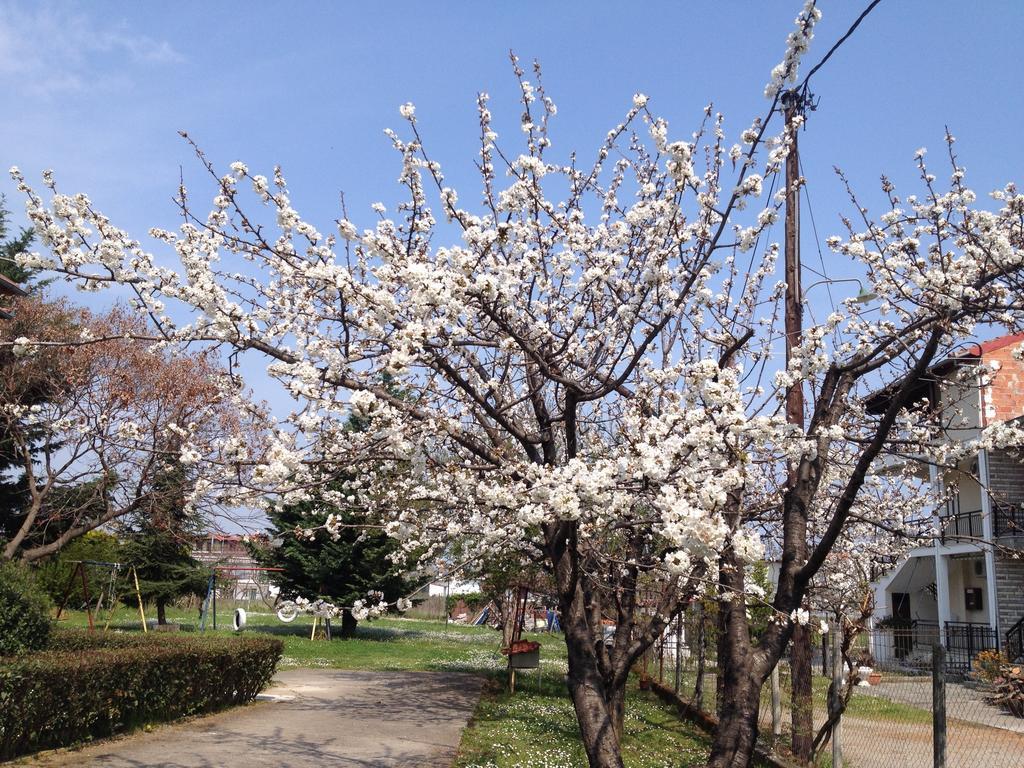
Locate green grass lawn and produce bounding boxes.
[453,675,762,768]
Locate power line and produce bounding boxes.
[799,155,836,316]
[798,0,886,98]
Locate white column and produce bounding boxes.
[977,448,1001,634]
[931,462,952,633]
[935,551,952,630]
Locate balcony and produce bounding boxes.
[939,498,1023,543]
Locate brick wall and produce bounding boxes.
[981,344,1024,424]
[995,556,1024,634]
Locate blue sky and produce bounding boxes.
[2,0,1022,281]
[2,1,1020,530]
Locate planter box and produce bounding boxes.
[509,649,540,669]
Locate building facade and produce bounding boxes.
[872,334,1024,668]
[191,532,277,603]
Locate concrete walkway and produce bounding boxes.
[26,669,483,767]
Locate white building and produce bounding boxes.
[870,334,1024,670]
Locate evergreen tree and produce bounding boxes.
[121,455,206,625]
[0,202,41,543]
[0,197,33,285]
[251,480,408,637]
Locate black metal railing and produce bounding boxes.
[940,497,1023,542]
[1006,617,1024,662]
[944,621,999,672]
[995,503,1023,538]
[886,619,940,664]
[884,619,998,673]
[939,502,983,543]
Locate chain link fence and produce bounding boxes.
[649,611,1024,767]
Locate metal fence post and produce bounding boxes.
[831,627,842,768]
[933,643,946,768]
[659,632,665,683]
[674,615,683,695]
[771,663,782,747]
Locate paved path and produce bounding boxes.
[26,669,483,768]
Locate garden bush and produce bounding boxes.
[0,630,283,759]
[0,560,52,655]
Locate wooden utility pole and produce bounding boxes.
[782,87,814,766]
[783,90,804,431]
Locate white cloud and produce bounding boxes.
[0,2,183,98]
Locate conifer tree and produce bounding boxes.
[121,455,206,625]
[252,479,408,637]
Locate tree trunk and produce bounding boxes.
[563,625,624,768]
[339,608,358,638]
[559,574,623,768]
[708,521,764,768]
[609,684,626,743]
[157,599,167,626]
[706,670,762,768]
[501,590,517,649]
[790,624,814,764]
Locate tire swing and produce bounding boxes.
[233,607,247,631]
[277,603,299,623]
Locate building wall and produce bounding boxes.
[948,557,988,624]
[938,376,983,441]
[981,343,1024,424]
[994,557,1024,634]
[987,448,1024,510]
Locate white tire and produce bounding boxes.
[233,607,247,631]
[277,604,298,623]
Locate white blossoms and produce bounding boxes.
[11,337,34,358]
[399,102,416,119]
[731,530,765,564]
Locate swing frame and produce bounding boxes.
[55,560,148,633]
[199,565,283,631]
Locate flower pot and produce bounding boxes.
[868,672,882,686]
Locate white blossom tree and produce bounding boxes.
[9,2,1024,766]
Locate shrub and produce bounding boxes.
[0,630,283,759]
[973,648,1008,684]
[0,560,52,655]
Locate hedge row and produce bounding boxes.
[0,630,283,760]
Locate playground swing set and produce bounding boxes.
[198,565,284,632]
[54,560,149,632]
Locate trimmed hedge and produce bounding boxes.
[0,629,283,760]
